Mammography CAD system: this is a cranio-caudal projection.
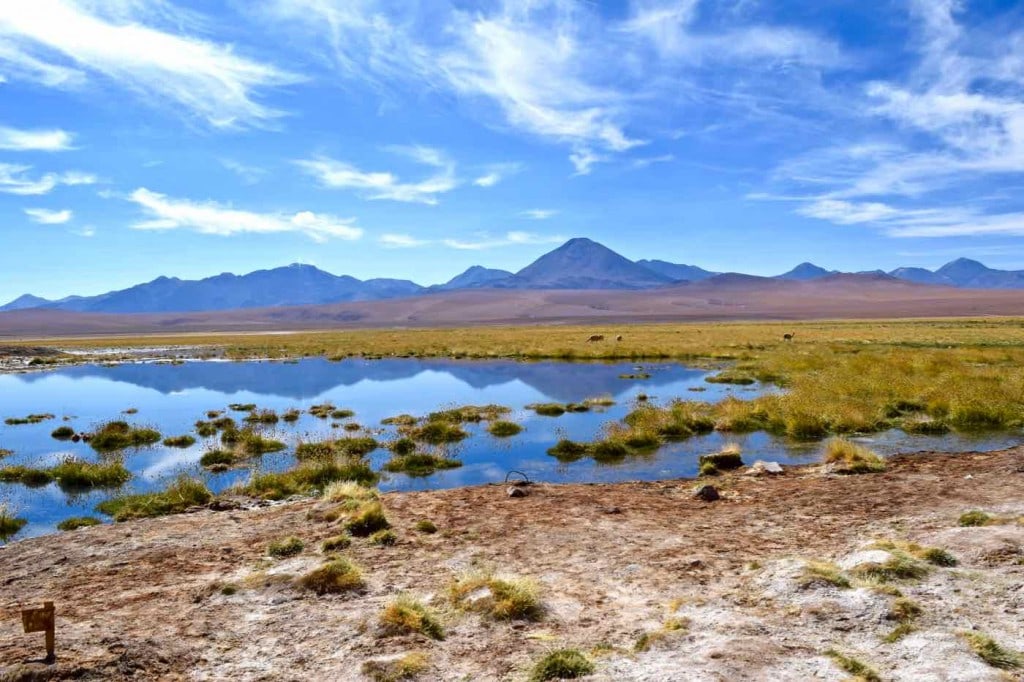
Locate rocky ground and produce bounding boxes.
[1,448,1023,681]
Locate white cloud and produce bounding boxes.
[0,126,74,151]
[24,207,72,224]
[754,2,1024,239]
[220,159,268,185]
[379,233,429,248]
[569,148,607,176]
[74,226,95,238]
[0,163,97,195]
[521,209,558,220]
[127,187,363,242]
[631,154,675,169]
[0,1,298,128]
[296,145,457,204]
[442,231,564,250]
[473,162,522,187]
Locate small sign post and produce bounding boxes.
[21,601,55,662]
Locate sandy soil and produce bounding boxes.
[3,276,1024,337]
[2,448,1023,681]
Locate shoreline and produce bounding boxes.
[2,447,1022,680]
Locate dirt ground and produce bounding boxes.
[1,448,1023,681]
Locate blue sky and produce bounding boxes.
[2,0,1024,302]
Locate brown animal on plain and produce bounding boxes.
[783,333,794,341]
[587,334,605,342]
[616,335,623,342]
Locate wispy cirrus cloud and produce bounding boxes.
[264,0,841,174]
[520,209,558,220]
[24,207,72,224]
[0,1,298,128]
[442,231,564,250]
[473,162,522,188]
[0,126,74,151]
[378,233,430,248]
[755,1,1024,239]
[127,187,362,242]
[0,163,96,195]
[220,159,268,185]
[297,145,457,205]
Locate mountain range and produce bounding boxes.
[4,237,1024,314]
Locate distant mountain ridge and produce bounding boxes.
[4,240,1024,314]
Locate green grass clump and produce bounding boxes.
[331,408,355,419]
[361,652,429,682]
[428,404,510,423]
[333,436,379,457]
[449,572,542,621]
[527,403,566,417]
[583,395,616,407]
[698,444,744,471]
[370,529,398,546]
[921,547,958,566]
[234,428,286,456]
[51,425,75,440]
[705,372,756,385]
[162,435,196,448]
[823,438,885,474]
[228,403,256,412]
[961,632,1023,669]
[415,519,437,534]
[800,561,851,589]
[0,465,54,486]
[96,474,212,521]
[959,510,992,527]
[282,408,301,422]
[268,536,304,558]
[872,540,958,567]
[89,421,162,452]
[5,413,54,425]
[345,501,390,537]
[0,448,11,459]
[488,420,522,437]
[244,409,279,424]
[195,420,218,437]
[381,414,417,426]
[380,595,444,639]
[239,459,378,500]
[698,461,719,477]
[389,437,417,455]
[321,534,352,552]
[405,421,468,445]
[56,516,101,531]
[825,649,881,682]
[547,439,590,462]
[528,649,595,681]
[322,481,379,505]
[590,439,630,464]
[850,551,929,583]
[50,457,131,489]
[383,452,462,477]
[200,449,235,468]
[298,558,364,594]
[0,504,27,541]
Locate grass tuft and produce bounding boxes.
[529,649,595,681]
[800,561,851,589]
[96,474,212,521]
[162,435,196,448]
[345,501,390,537]
[959,510,993,527]
[961,632,1023,670]
[380,595,444,639]
[298,558,364,594]
[449,571,542,621]
[825,649,881,682]
[56,516,101,531]
[89,421,162,452]
[0,504,27,541]
[823,438,885,474]
[488,420,523,437]
[268,536,304,558]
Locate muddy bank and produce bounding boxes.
[1,449,1023,681]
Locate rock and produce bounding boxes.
[694,485,720,502]
[600,506,622,514]
[507,486,528,498]
[838,549,893,571]
[745,460,784,476]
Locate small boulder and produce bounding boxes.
[694,485,720,502]
[745,460,784,476]
[507,486,528,498]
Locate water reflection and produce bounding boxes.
[0,357,1019,538]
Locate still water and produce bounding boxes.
[1,358,1019,538]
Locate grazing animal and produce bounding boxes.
[616,335,623,342]
[783,333,794,341]
[587,334,605,342]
